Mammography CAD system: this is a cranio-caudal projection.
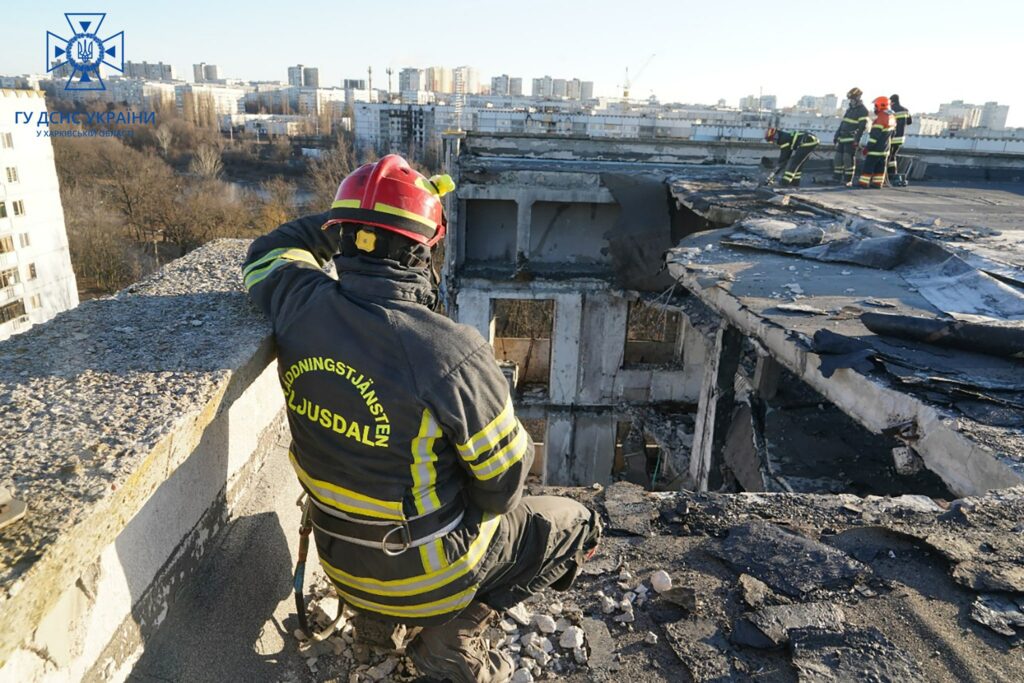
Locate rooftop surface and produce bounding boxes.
[667,179,1024,498]
[132,445,1024,682]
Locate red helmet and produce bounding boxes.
[322,154,455,247]
[765,127,778,143]
[873,96,890,111]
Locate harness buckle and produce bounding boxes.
[381,520,412,556]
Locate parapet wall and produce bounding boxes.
[0,240,285,681]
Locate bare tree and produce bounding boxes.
[155,124,173,157]
[190,144,223,179]
[256,177,296,229]
[306,135,355,209]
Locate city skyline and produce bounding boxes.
[3,1,1022,126]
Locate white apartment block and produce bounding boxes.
[0,89,79,341]
[174,83,246,118]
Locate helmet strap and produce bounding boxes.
[340,225,431,269]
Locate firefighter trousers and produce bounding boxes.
[834,141,857,184]
[781,143,818,186]
[859,154,888,188]
[474,495,602,610]
[887,142,903,178]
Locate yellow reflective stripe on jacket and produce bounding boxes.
[331,199,361,209]
[290,452,406,521]
[244,248,320,290]
[895,112,909,119]
[410,409,443,515]
[467,425,528,481]
[842,117,860,124]
[420,538,448,573]
[321,513,501,597]
[373,202,436,228]
[457,397,515,461]
[337,584,478,619]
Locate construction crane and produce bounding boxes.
[621,53,656,101]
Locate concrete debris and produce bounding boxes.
[644,631,658,645]
[559,625,585,649]
[739,218,825,246]
[659,586,698,612]
[892,446,925,475]
[510,668,534,683]
[533,613,557,634]
[711,520,869,597]
[970,594,1024,638]
[650,569,673,593]
[506,603,533,627]
[790,627,927,682]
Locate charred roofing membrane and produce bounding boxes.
[667,180,1024,496]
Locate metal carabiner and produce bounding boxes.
[381,521,412,556]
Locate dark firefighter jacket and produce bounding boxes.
[866,111,896,157]
[774,130,819,167]
[243,214,534,625]
[892,103,912,144]
[835,101,870,144]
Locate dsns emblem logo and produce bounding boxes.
[46,13,124,91]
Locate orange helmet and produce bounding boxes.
[322,154,455,247]
[764,127,778,143]
[873,96,890,111]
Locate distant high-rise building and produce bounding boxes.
[822,93,838,115]
[125,61,176,81]
[343,79,367,90]
[203,64,219,82]
[0,90,79,341]
[491,74,510,96]
[532,76,553,98]
[287,65,305,87]
[552,78,567,98]
[759,94,777,110]
[425,67,452,93]
[980,101,1009,130]
[453,66,480,95]
[567,79,581,100]
[398,68,423,93]
[739,95,759,111]
[303,67,319,88]
[509,77,523,97]
[580,81,594,101]
[193,63,208,83]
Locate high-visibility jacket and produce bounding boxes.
[243,214,533,625]
[835,101,870,144]
[774,130,819,167]
[892,103,912,144]
[866,111,896,157]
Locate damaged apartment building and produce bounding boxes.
[441,132,1024,501]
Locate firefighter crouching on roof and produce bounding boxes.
[242,154,602,683]
[765,128,819,187]
[888,94,912,185]
[859,96,896,189]
[834,87,870,185]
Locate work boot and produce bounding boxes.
[407,602,513,683]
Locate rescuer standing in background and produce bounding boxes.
[765,128,820,186]
[243,154,601,683]
[859,97,896,189]
[834,87,870,185]
[888,94,913,184]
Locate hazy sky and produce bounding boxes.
[5,1,1022,126]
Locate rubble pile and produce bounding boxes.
[294,483,1024,682]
